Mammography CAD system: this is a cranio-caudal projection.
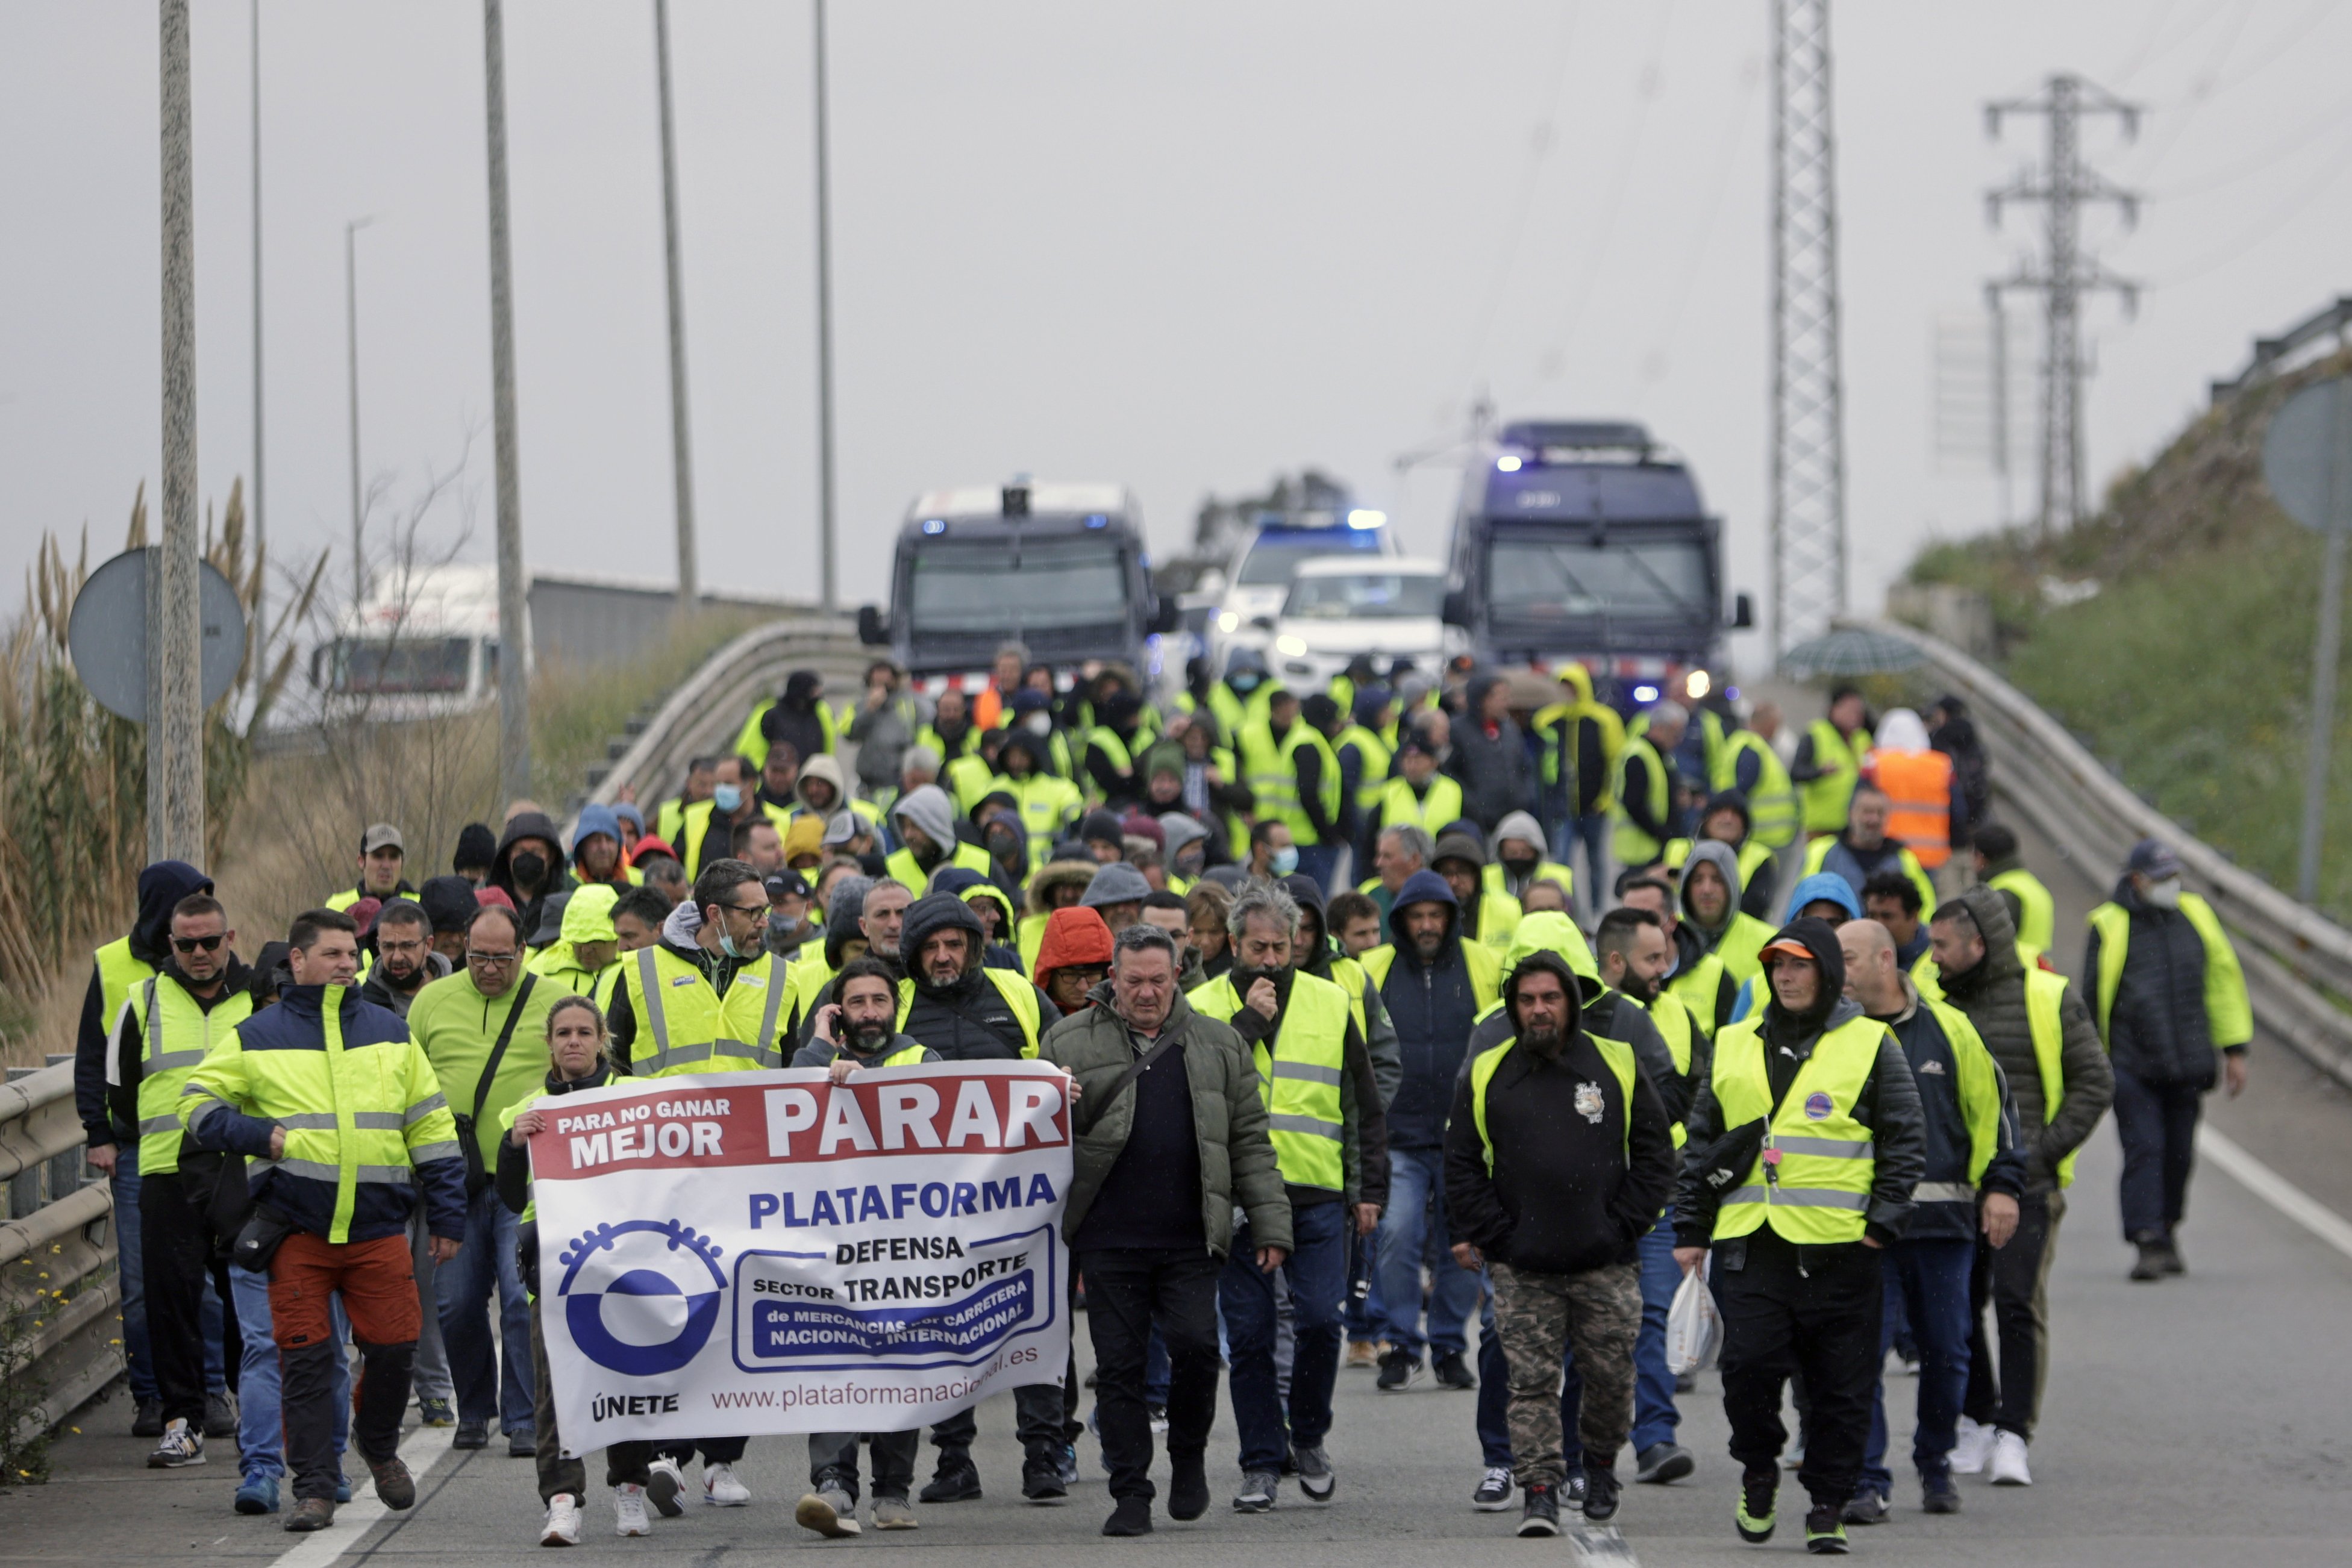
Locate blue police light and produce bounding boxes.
[1083,514,1109,529]
[921,518,946,536]
[1346,509,1386,530]
[1633,683,1660,704]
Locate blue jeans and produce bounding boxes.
[1377,1148,1478,1358]
[1551,815,1610,914]
[111,1164,227,1402]
[1475,1269,1583,1470]
[1222,1201,1347,1472]
[230,1263,350,1481]
[1630,1212,1682,1452]
[1294,842,1341,895]
[1862,1238,1975,1494]
[436,1184,535,1432]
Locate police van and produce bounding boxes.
[858,481,1176,677]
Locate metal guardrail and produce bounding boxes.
[2209,295,2352,406]
[1853,617,2352,1089]
[578,613,869,822]
[3,1060,125,1450]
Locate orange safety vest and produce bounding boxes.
[1868,749,1954,869]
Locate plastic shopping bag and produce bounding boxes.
[1665,1262,1722,1376]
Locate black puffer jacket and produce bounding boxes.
[898,893,1053,1061]
[1448,673,1537,831]
[1938,885,2110,1191]
[2083,878,2235,1087]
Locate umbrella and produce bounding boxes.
[1781,627,1926,678]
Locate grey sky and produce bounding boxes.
[4,2,2348,675]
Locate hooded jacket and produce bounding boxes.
[569,803,633,888]
[1025,858,1098,918]
[360,948,454,1017]
[76,859,215,1147]
[790,752,851,818]
[1482,915,1687,1123]
[1865,973,2026,1241]
[1674,916,1928,1249]
[1448,673,1536,831]
[1443,948,1677,1273]
[1281,872,1402,1112]
[899,893,1052,1058]
[490,811,574,941]
[1533,663,1623,819]
[1940,885,2112,1188]
[760,670,832,772]
[889,784,958,867]
[1033,906,1115,1002]
[930,866,1023,972]
[1681,838,1778,982]
[1378,869,1484,1149]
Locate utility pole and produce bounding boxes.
[813,0,838,614]
[1986,73,2140,539]
[249,0,266,666]
[1768,0,1847,664]
[154,0,205,865]
[483,0,531,802]
[653,0,698,616]
[345,216,372,608]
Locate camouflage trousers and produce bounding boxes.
[1489,1258,1643,1487]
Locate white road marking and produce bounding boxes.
[1569,1522,1641,1564]
[262,1424,456,1568]
[2199,1125,2352,1263]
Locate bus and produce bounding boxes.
[1443,420,1750,703]
[857,481,1177,676]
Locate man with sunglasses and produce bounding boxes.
[604,857,798,1511]
[106,892,253,1473]
[408,904,560,1455]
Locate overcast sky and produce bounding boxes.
[5,1,2349,675]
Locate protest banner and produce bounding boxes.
[525,1060,1072,1454]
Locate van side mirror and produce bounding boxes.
[307,645,327,690]
[855,604,889,646]
[1730,592,1754,630]
[1442,589,1470,628]
[1149,595,1182,635]
[1248,614,1275,634]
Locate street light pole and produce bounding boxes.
[654,0,698,616]
[154,0,205,864]
[249,0,266,666]
[345,216,372,610]
[483,0,531,803]
[812,0,837,614]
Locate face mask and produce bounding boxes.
[986,825,1021,857]
[721,922,764,959]
[766,913,799,949]
[510,851,546,889]
[712,784,743,813]
[2145,876,2182,910]
[1269,845,1300,877]
[1022,713,1051,736]
[1502,854,1537,876]
[1230,673,1261,695]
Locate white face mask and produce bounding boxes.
[2144,875,2182,910]
[1022,713,1051,736]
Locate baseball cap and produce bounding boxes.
[360,823,404,854]
[763,869,812,903]
[2125,839,2182,879]
[1760,937,1816,964]
[822,811,861,848]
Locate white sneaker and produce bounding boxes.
[146,1419,206,1469]
[644,1456,687,1516]
[1948,1416,1994,1475]
[541,1491,583,1546]
[613,1484,651,1537]
[702,1461,751,1507]
[1988,1429,2032,1486]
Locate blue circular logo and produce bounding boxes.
[1803,1091,1834,1121]
[557,1219,727,1376]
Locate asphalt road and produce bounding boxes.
[9,690,2352,1565]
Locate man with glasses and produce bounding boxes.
[408,905,558,1455]
[604,857,798,1511]
[106,893,252,1475]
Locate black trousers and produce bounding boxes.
[928,1385,1069,1474]
[657,1435,748,1466]
[1712,1228,1883,1510]
[2112,1066,2204,1242]
[1963,1189,2062,1439]
[139,1171,237,1428]
[810,1431,921,1502]
[1079,1247,1223,1504]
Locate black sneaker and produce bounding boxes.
[2130,1240,2167,1281]
[920,1463,983,1503]
[1022,1464,1069,1505]
[1431,1349,1476,1391]
[1517,1481,1560,1537]
[1736,1469,1777,1543]
[452,1421,489,1451]
[133,1397,165,1438]
[2159,1235,2186,1275]
[1472,1466,1514,1511]
[1375,1350,1422,1393]
[1233,1470,1278,1513]
[1102,1496,1152,1536]
[1806,1505,1850,1554]
[203,1388,239,1439]
[1840,1488,1889,1525]
[1636,1441,1695,1484]
[1168,1457,1209,1522]
[1921,1473,1960,1514]
[1582,1463,1621,1523]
